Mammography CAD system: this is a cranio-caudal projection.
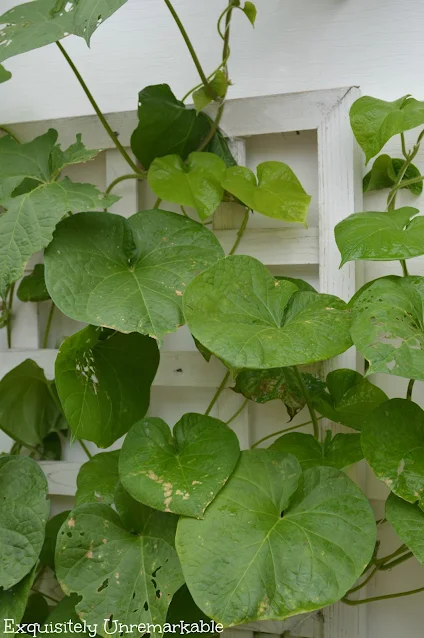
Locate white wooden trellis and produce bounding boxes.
[0,86,365,638]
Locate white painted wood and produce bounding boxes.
[105,148,139,216]
[39,461,80,495]
[217,227,318,264]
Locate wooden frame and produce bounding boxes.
[1,86,363,638]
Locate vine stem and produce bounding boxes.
[56,41,141,175]
[154,197,162,209]
[348,544,409,594]
[229,208,250,255]
[106,173,144,195]
[342,585,424,606]
[407,378,415,401]
[78,439,93,460]
[379,551,413,571]
[251,416,323,449]
[292,367,320,440]
[163,0,216,99]
[226,398,248,425]
[6,282,15,348]
[43,302,55,349]
[0,125,19,142]
[205,370,230,416]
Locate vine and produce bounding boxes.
[1,0,424,634]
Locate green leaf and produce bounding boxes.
[176,450,376,625]
[0,129,57,184]
[193,71,228,111]
[40,510,70,570]
[335,207,424,265]
[233,368,324,420]
[276,276,317,292]
[361,398,424,506]
[0,64,11,83]
[311,368,388,430]
[56,504,184,634]
[50,133,100,178]
[242,1,257,25]
[0,0,128,62]
[222,161,311,223]
[55,326,159,447]
[39,594,93,638]
[0,456,49,589]
[148,153,226,220]
[76,451,120,506]
[386,493,424,565]
[363,155,423,195]
[17,264,51,302]
[165,585,217,638]
[350,276,424,379]
[0,359,64,447]
[203,129,236,168]
[350,95,424,162]
[45,210,224,342]
[130,85,211,169]
[115,481,178,545]
[0,569,36,638]
[119,412,240,518]
[39,431,62,460]
[184,255,352,370]
[22,592,49,626]
[270,431,363,470]
[0,178,116,298]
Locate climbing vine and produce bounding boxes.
[1,0,424,635]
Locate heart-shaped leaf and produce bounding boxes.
[76,451,120,506]
[115,482,179,544]
[0,359,64,447]
[350,94,424,162]
[0,456,49,589]
[311,368,388,430]
[0,569,36,636]
[119,413,240,518]
[165,585,217,638]
[361,398,424,506]
[386,493,424,565]
[222,161,311,223]
[130,85,212,169]
[202,128,236,167]
[39,510,70,571]
[148,153,226,220]
[233,368,325,420]
[242,2,257,25]
[350,276,424,379]
[363,155,423,195]
[270,431,363,470]
[0,0,128,62]
[55,326,159,447]
[335,207,424,265]
[184,255,352,369]
[193,71,228,111]
[45,209,224,342]
[17,264,50,302]
[56,504,184,634]
[176,450,375,625]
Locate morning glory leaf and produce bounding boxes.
[70,0,128,44]
[17,264,50,302]
[361,398,424,506]
[184,255,352,370]
[0,178,116,297]
[0,569,36,635]
[270,431,363,470]
[56,504,184,635]
[311,368,388,430]
[335,207,424,265]
[21,591,49,626]
[176,450,376,625]
[148,152,226,220]
[39,594,99,637]
[165,585,217,638]
[114,482,179,545]
[45,209,224,341]
[0,456,49,589]
[363,155,423,195]
[75,451,120,506]
[242,1,257,25]
[119,412,240,518]
[350,95,424,162]
[130,84,211,169]
[350,276,424,379]
[192,71,228,111]
[55,325,159,447]
[0,63,11,83]
[0,129,57,184]
[39,510,70,570]
[0,359,64,447]
[202,128,236,167]
[386,493,424,565]
[50,133,100,178]
[233,368,325,420]
[221,161,311,223]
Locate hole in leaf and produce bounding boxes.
[144,601,149,611]
[98,578,109,592]
[280,511,285,518]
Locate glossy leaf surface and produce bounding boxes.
[45,210,224,342]
[17,264,50,302]
[120,413,240,517]
[270,431,363,470]
[363,155,423,195]
[184,255,352,369]
[55,326,159,447]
